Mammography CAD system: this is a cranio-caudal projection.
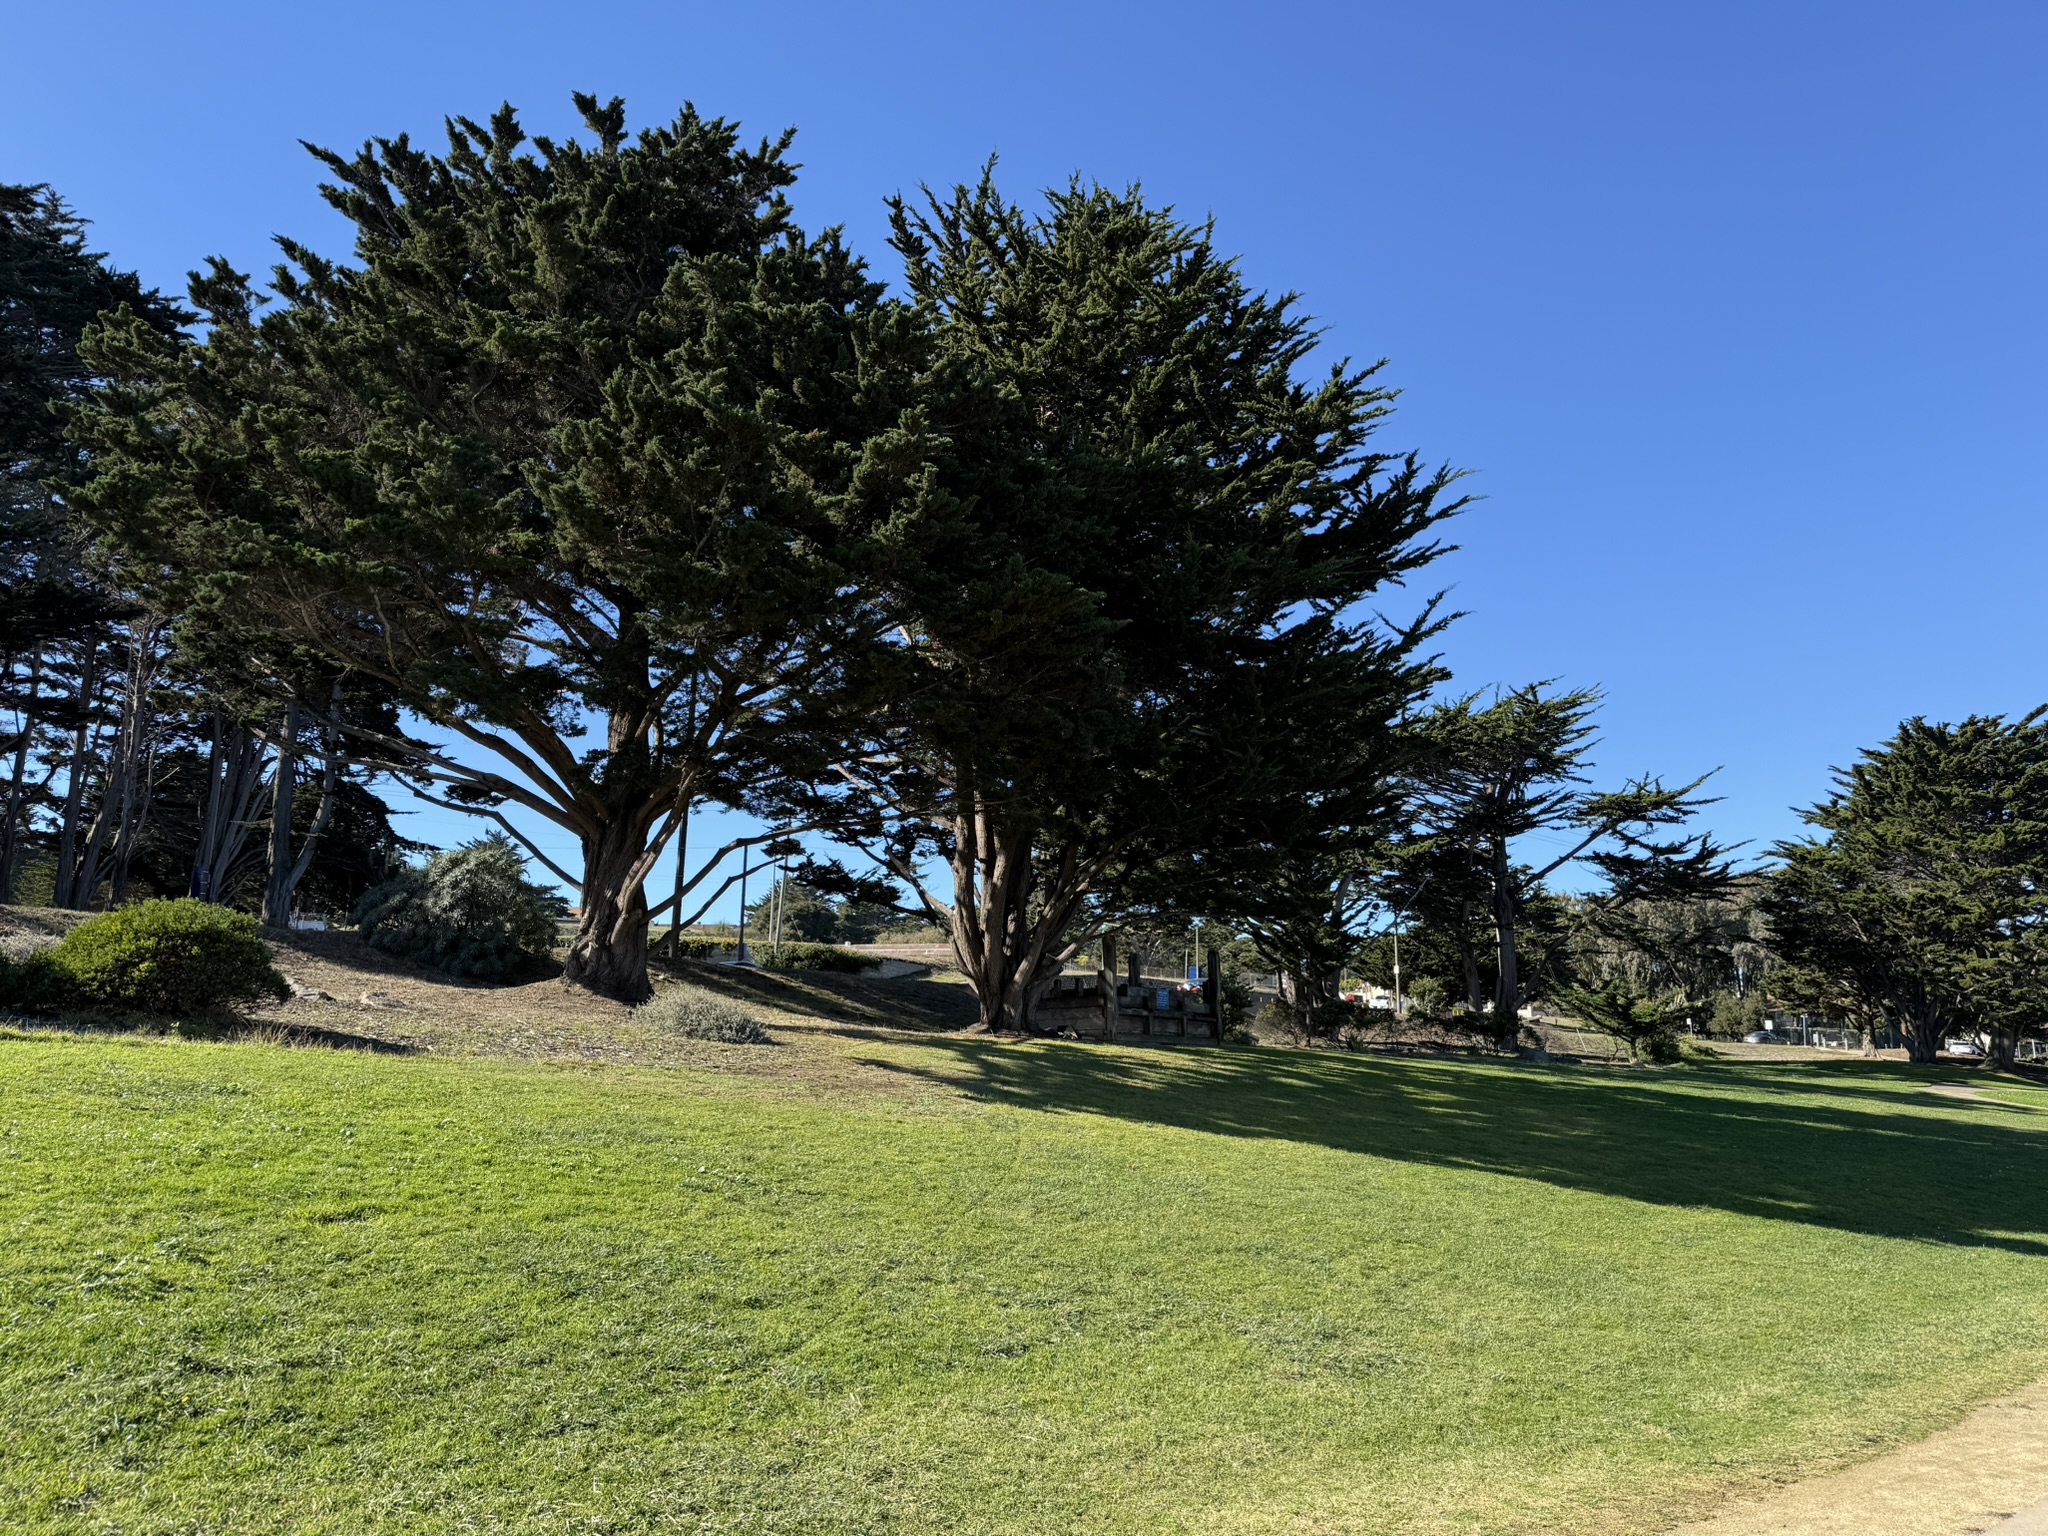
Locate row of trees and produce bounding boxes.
[3,95,1738,1028]
[15,95,2030,1059]
[1370,708,2048,1069]
[41,93,1493,1023]
[1765,713,2048,1068]
[1,185,420,925]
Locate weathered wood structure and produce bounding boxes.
[1033,936,1225,1043]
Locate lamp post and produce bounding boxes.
[1390,872,1431,1018]
[732,850,756,966]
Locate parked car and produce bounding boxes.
[1943,1039,1985,1057]
[1743,1029,1790,1045]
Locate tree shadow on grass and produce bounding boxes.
[859,1041,2048,1254]
[650,958,981,1034]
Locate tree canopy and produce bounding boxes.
[779,171,1463,1031]
[1763,713,2048,1065]
[69,96,920,997]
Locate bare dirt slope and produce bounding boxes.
[1,907,982,1100]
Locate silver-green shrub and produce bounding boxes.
[635,985,772,1044]
[353,834,564,980]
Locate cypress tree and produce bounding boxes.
[70,97,915,998]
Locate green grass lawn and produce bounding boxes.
[5,1032,2048,1535]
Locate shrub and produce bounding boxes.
[1708,990,1766,1039]
[0,950,71,1013]
[662,935,734,962]
[1253,999,1298,1039]
[354,835,563,980]
[46,900,289,1015]
[1639,1030,1683,1065]
[1403,976,1449,1019]
[635,985,772,1043]
[766,942,879,973]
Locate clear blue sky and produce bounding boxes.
[8,1,2044,909]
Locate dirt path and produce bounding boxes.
[1666,1376,2048,1535]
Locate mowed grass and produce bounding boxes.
[5,1033,2048,1535]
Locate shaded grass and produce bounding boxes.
[3,1035,2047,1535]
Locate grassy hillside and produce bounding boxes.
[4,1024,2047,1534]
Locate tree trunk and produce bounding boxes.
[1902,995,1944,1065]
[52,644,100,908]
[930,799,1087,1034]
[260,701,300,926]
[193,718,270,902]
[1489,839,1521,1043]
[953,825,1036,1032]
[565,817,653,1002]
[1459,915,1485,1013]
[0,653,43,903]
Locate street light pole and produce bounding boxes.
[1390,871,1431,1019]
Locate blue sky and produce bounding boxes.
[8,1,2043,912]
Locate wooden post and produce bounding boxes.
[1204,945,1222,1040]
[1100,935,1118,1041]
[1129,949,1146,1035]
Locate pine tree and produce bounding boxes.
[1410,683,1734,1042]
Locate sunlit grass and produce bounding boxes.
[4,1034,2046,1534]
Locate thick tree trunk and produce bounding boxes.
[932,799,1085,1034]
[949,817,1036,1032]
[1901,996,1944,1065]
[566,818,653,1002]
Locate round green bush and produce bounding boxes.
[48,899,289,1015]
[0,950,71,1014]
[354,834,563,981]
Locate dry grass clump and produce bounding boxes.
[636,984,773,1044]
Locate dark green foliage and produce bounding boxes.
[68,97,909,1002]
[1638,1030,1684,1065]
[0,948,69,1012]
[667,935,738,963]
[743,880,900,945]
[45,899,287,1015]
[1707,991,1766,1039]
[786,171,1462,1033]
[634,985,772,1043]
[0,184,188,906]
[1555,979,1689,1061]
[354,835,564,981]
[765,942,880,973]
[1409,684,1734,1039]
[1762,713,2048,1066]
[0,184,187,648]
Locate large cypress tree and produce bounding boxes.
[786,173,1463,1032]
[1764,713,2048,1066]
[70,97,915,998]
